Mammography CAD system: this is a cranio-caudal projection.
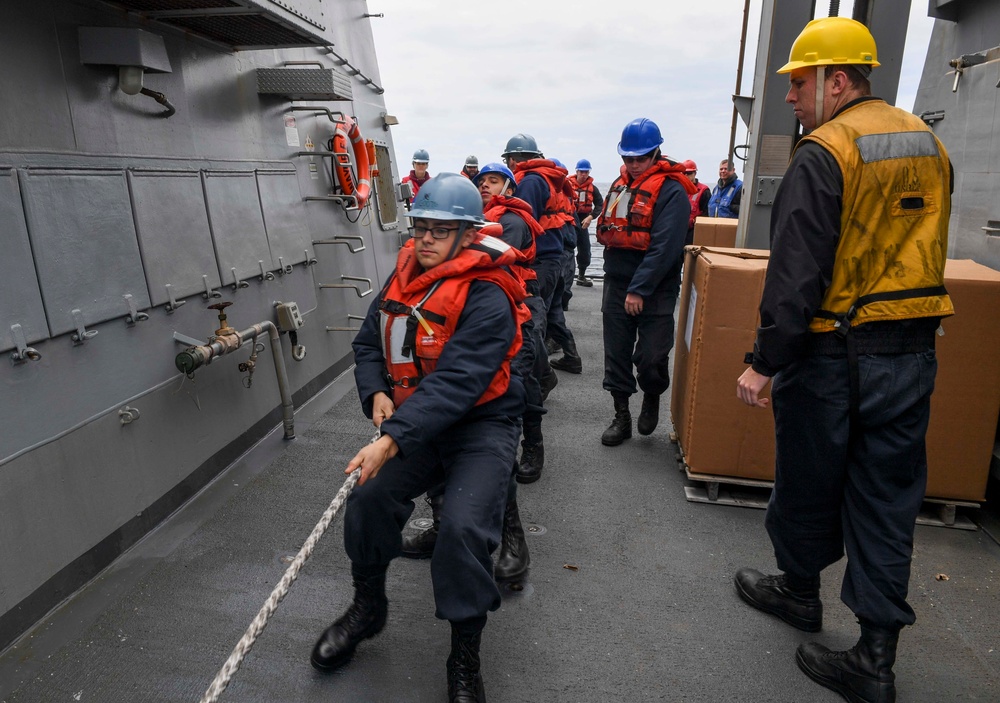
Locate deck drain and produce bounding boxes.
[409,517,434,530]
[524,523,546,536]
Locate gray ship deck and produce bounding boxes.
[2,282,999,702]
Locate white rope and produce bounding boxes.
[198,435,374,703]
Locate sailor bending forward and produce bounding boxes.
[310,173,528,703]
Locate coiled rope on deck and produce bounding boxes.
[198,434,373,703]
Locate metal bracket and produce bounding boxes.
[231,267,250,290]
[9,323,41,363]
[919,109,946,125]
[201,274,221,300]
[124,294,149,326]
[276,257,294,276]
[172,330,207,347]
[303,249,318,266]
[320,276,373,298]
[118,406,141,425]
[165,284,186,313]
[982,221,1000,236]
[284,106,346,127]
[326,314,365,332]
[314,235,366,253]
[259,260,276,282]
[303,194,360,211]
[70,309,98,344]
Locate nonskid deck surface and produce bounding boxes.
[2,283,999,702]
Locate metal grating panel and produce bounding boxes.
[110,0,237,9]
[256,68,352,101]
[102,0,327,49]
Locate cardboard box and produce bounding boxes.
[926,259,1000,501]
[671,251,1000,502]
[692,216,738,247]
[671,247,775,480]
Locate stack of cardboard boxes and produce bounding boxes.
[671,246,1000,503]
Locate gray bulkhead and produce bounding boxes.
[0,0,403,651]
[913,0,1000,272]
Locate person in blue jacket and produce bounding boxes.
[310,174,526,703]
[708,158,743,218]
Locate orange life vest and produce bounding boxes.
[596,160,696,251]
[379,233,528,406]
[484,194,543,282]
[687,182,710,229]
[568,175,596,216]
[512,159,576,230]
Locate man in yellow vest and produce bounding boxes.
[734,17,953,703]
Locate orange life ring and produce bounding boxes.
[331,115,372,208]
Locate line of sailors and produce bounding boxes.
[307,118,701,702]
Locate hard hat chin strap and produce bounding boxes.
[814,66,826,129]
[445,221,469,261]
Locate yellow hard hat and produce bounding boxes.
[777,17,880,74]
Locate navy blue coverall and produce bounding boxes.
[752,110,946,629]
[346,280,525,622]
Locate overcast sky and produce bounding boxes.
[368,1,935,187]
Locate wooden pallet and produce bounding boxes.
[683,466,979,531]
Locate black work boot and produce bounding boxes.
[517,442,544,483]
[637,393,660,435]
[494,497,530,583]
[517,422,543,483]
[734,568,822,632]
[447,617,487,703]
[576,274,593,287]
[545,337,561,356]
[401,493,444,559]
[539,368,558,402]
[550,338,582,374]
[796,620,899,703]
[311,564,388,671]
[601,395,632,446]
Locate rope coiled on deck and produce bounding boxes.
[198,433,375,703]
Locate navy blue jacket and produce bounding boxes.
[603,178,690,311]
[515,172,563,260]
[352,280,524,458]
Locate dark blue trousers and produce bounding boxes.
[575,225,592,277]
[344,415,521,622]
[534,258,576,350]
[766,351,937,629]
[601,278,676,398]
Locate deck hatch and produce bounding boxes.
[20,169,151,337]
[128,170,221,307]
[100,0,328,50]
[0,169,48,353]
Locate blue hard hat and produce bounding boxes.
[412,148,429,163]
[473,162,517,195]
[550,158,567,170]
[407,173,485,224]
[501,133,542,158]
[575,159,592,171]
[617,118,663,157]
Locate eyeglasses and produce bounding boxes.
[622,155,653,165]
[412,225,461,240]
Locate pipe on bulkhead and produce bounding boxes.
[175,321,295,440]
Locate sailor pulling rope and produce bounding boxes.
[198,430,378,703]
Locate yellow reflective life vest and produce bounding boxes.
[801,99,954,333]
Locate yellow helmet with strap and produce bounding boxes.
[778,16,880,74]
